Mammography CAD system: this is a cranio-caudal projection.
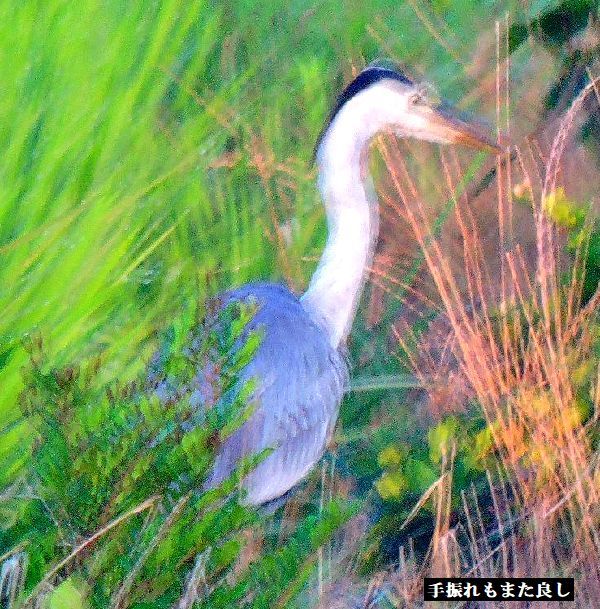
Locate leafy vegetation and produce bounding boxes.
[1,0,600,607]
[2,303,351,607]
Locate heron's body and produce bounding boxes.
[204,283,347,504]
[198,61,499,505]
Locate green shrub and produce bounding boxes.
[0,302,350,608]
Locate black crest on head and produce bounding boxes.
[312,60,413,161]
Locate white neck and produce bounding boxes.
[298,76,470,346]
[301,98,382,348]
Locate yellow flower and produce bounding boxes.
[428,417,458,463]
[375,471,407,499]
[542,187,580,228]
[377,445,403,467]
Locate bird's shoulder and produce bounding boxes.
[212,281,315,339]
[216,281,302,317]
[211,281,349,420]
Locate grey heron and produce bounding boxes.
[203,60,500,505]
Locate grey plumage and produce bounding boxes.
[202,283,348,505]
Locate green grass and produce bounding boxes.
[1,0,588,605]
[0,0,541,407]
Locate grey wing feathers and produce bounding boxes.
[204,282,349,505]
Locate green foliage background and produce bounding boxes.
[2,0,577,490]
[1,0,598,606]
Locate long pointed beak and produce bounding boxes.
[429,102,503,154]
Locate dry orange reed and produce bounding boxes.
[369,75,600,608]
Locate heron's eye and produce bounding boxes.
[408,90,427,106]
[409,83,441,108]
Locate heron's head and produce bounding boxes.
[315,60,501,161]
